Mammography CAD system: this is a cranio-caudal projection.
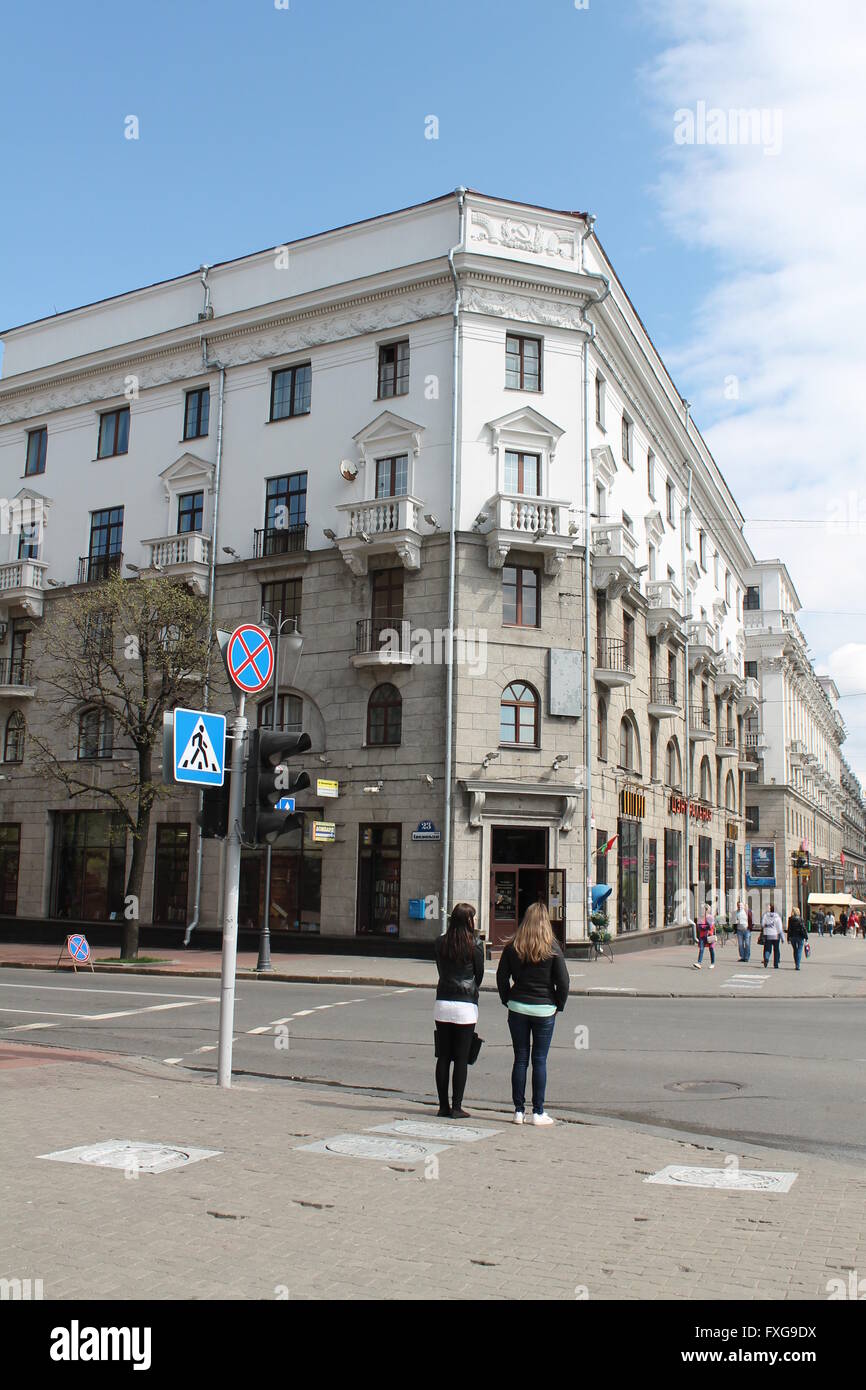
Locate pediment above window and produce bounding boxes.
[487,406,565,460]
[159,453,215,501]
[352,411,425,467]
[685,559,701,592]
[645,508,665,547]
[591,444,617,489]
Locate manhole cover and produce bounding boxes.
[39,1140,221,1173]
[369,1121,500,1143]
[645,1165,797,1193]
[666,1080,745,1096]
[296,1133,450,1162]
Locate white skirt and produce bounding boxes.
[433,1000,478,1025]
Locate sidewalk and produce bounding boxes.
[1,1038,863,1300]
[3,933,865,997]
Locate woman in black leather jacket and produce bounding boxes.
[433,903,484,1118]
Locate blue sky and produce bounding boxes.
[2,0,865,778]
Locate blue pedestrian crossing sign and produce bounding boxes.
[173,708,226,787]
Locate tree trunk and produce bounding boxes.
[121,749,153,959]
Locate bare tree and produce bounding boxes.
[31,572,211,958]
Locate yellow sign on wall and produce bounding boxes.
[317,778,339,798]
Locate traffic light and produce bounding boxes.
[198,774,231,840]
[244,729,312,846]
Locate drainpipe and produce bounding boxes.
[681,403,693,927]
[440,186,466,935]
[185,267,226,945]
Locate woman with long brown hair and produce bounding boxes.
[496,901,569,1125]
[433,902,484,1118]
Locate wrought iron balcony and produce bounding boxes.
[689,705,714,739]
[253,524,309,559]
[595,637,635,688]
[716,727,738,755]
[352,616,413,669]
[648,677,680,716]
[78,553,122,584]
[0,658,34,694]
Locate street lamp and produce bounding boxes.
[256,609,304,972]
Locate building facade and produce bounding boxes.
[0,191,855,945]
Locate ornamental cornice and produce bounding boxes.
[461,284,590,332]
[0,277,455,426]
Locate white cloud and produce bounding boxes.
[642,0,866,779]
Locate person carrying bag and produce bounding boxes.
[433,903,484,1119]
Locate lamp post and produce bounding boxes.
[257,609,304,972]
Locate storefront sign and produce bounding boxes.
[317,778,339,799]
[745,842,776,888]
[412,820,441,842]
[726,822,739,841]
[620,788,646,819]
[642,842,650,884]
[311,821,336,843]
[670,794,712,823]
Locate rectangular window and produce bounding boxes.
[698,835,712,897]
[270,362,312,421]
[25,427,47,476]
[18,522,40,561]
[666,480,676,526]
[647,450,655,499]
[371,568,404,622]
[0,824,21,915]
[262,473,307,554]
[699,530,707,570]
[97,407,130,459]
[648,543,656,580]
[84,507,124,581]
[617,819,640,933]
[621,416,632,468]
[744,585,761,611]
[377,340,410,399]
[261,578,302,627]
[78,710,113,760]
[596,828,609,893]
[502,565,540,627]
[664,829,681,926]
[183,387,210,440]
[744,660,758,679]
[595,374,605,428]
[504,450,540,497]
[725,570,732,604]
[622,510,633,534]
[375,455,408,498]
[356,824,401,936]
[505,334,541,391]
[177,491,204,534]
[746,805,760,833]
[623,609,635,667]
[50,811,126,922]
[153,825,191,926]
[648,837,657,930]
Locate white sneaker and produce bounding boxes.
[709,963,715,970]
[692,962,702,969]
[513,1111,524,1125]
[531,1112,555,1126]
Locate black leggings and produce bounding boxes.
[435,1022,474,1111]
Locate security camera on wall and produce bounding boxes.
[339,460,358,482]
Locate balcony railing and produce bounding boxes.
[597,637,634,673]
[0,560,47,594]
[690,705,713,734]
[646,579,684,615]
[492,493,573,539]
[78,553,122,584]
[687,620,718,652]
[649,678,678,707]
[0,658,33,687]
[717,728,737,749]
[340,496,422,538]
[355,616,411,657]
[744,731,763,757]
[591,522,638,564]
[146,532,212,569]
[253,524,309,558]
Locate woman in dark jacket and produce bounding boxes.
[787,909,808,970]
[433,903,484,1118]
[496,902,569,1126]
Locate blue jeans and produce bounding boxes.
[792,938,804,970]
[507,1011,556,1115]
[697,940,715,965]
[763,938,781,967]
[737,930,751,961]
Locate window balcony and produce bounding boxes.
[78,553,122,584]
[789,738,806,764]
[0,559,48,619]
[648,677,680,718]
[591,522,640,600]
[252,524,309,561]
[716,727,738,757]
[646,579,684,640]
[351,617,414,670]
[743,730,765,760]
[738,676,760,714]
[141,532,212,596]
[687,620,720,673]
[594,637,635,689]
[485,493,579,576]
[334,495,423,576]
[715,655,744,697]
[689,705,714,740]
[0,658,35,698]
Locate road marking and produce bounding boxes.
[164,1058,184,1065]
[193,1045,217,1053]
[8,1021,57,1032]
[721,974,765,990]
[0,999,217,1022]
[0,982,217,1000]
[247,1025,273,1034]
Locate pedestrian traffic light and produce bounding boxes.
[244,729,312,846]
[198,774,231,840]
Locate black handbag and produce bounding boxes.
[468,1033,483,1065]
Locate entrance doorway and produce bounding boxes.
[489,825,562,947]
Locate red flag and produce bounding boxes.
[841,851,846,866]
[601,833,619,856]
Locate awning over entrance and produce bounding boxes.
[807,892,866,909]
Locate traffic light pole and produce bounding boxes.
[257,618,282,973]
[217,695,247,1089]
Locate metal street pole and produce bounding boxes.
[217,695,247,1089]
[257,613,283,973]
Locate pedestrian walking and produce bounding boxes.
[761,903,784,968]
[787,908,808,971]
[433,902,484,1119]
[693,909,716,969]
[735,900,751,961]
[825,911,835,936]
[496,902,569,1126]
[840,910,849,936]
[814,908,825,938]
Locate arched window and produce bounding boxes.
[650,721,659,782]
[725,771,737,811]
[258,693,303,734]
[618,714,641,774]
[367,683,402,747]
[700,756,712,803]
[3,710,25,764]
[665,738,681,790]
[78,709,113,760]
[597,697,608,762]
[500,682,539,747]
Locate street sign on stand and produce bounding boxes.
[226,623,274,695]
[172,709,226,787]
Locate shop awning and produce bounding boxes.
[807,892,866,908]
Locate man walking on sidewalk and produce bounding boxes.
[735,900,751,962]
[761,903,784,969]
